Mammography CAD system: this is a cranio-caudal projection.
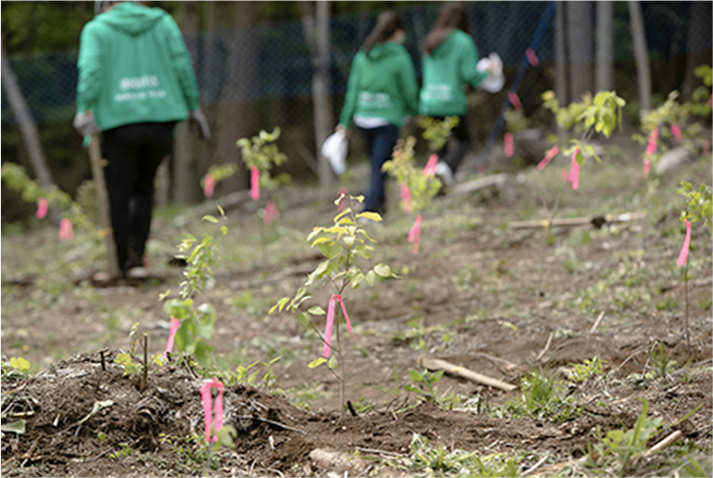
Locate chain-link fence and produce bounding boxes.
[2,1,711,208]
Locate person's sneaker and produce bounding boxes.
[127,266,149,279]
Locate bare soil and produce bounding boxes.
[2,157,711,476]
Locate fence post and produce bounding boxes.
[1,46,60,225]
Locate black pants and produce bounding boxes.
[102,122,175,274]
[434,115,472,173]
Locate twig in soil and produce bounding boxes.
[347,401,358,417]
[535,332,554,362]
[645,430,683,457]
[522,455,550,476]
[100,350,106,371]
[418,356,517,392]
[356,447,402,458]
[474,352,518,370]
[141,334,148,392]
[233,415,307,435]
[590,311,606,333]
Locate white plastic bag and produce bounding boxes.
[477,52,505,93]
[322,130,349,175]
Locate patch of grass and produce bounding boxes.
[585,400,663,476]
[501,368,580,423]
[567,357,605,383]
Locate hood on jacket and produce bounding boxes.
[428,29,460,59]
[97,1,164,36]
[364,41,406,61]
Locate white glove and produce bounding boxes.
[189,108,211,140]
[73,111,99,137]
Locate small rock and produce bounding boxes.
[309,448,366,475]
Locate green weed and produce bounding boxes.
[567,357,605,383]
[586,400,663,476]
[503,369,579,423]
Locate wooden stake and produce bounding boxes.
[645,430,682,457]
[418,356,516,392]
[88,135,121,278]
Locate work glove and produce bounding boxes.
[73,111,99,137]
[189,108,211,140]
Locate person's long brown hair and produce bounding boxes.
[423,2,470,55]
[362,10,405,56]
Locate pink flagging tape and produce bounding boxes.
[423,154,438,176]
[560,167,568,183]
[677,219,691,266]
[322,294,352,357]
[537,146,559,171]
[643,158,650,179]
[203,173,215,198]
[200,379,225,443]
[408,214,423,255]
[671,123,682,144]
[508,91,523,111]
[36,197,48,219]
[400,183,412,214]
[336,187,349,212]
[263,200,279,225]
[568,147,580,190]
[164,317,180,357]
[250,166,260,201]
[59,218,74,241]
[645,127,659,156]
[526,48,539,67]
[504,132,514,158]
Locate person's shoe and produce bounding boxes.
[127,266,149,279]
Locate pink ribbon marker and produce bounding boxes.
[645,127,658,156]
[322,294,352,358]
[525,48,539,67]
[59,218,74,241]
[36,197,48,219]
[476,163,485,175]
[250,166,260,201]
[508,91,523,111]
[164,317,180,357]
[504,132,514,158]
[200,379,225,442]
[336,186,349,212]
[408,214,422,255]
[203,173,215,198]
[537,146,559,171]
[423,154,438,176]
[677,219,692,266]
[400,183,412,214]
[263,200,279,225]
[671,123,682,144]
[643,158,651,178]
[560,168,568,183]
[568,147,580,190]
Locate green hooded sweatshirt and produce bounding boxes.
[339,41,419,128]
[76,2,200,131]
[418,30,487,117]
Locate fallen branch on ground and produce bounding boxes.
[417,356,516,392]
[508,212,647,230]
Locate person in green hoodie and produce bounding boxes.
[337,10,419,215]
[74,1,209,278]
[419,2,489,187]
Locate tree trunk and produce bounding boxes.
[172,1,199,205]
[215,1,259,193]
[554,2,569,138]
[301,1,334,186]
[682,1,712,99]
[628,0,652,116]
[566,1,594,100]
[595,1,614,92]
[1,46,59,224]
